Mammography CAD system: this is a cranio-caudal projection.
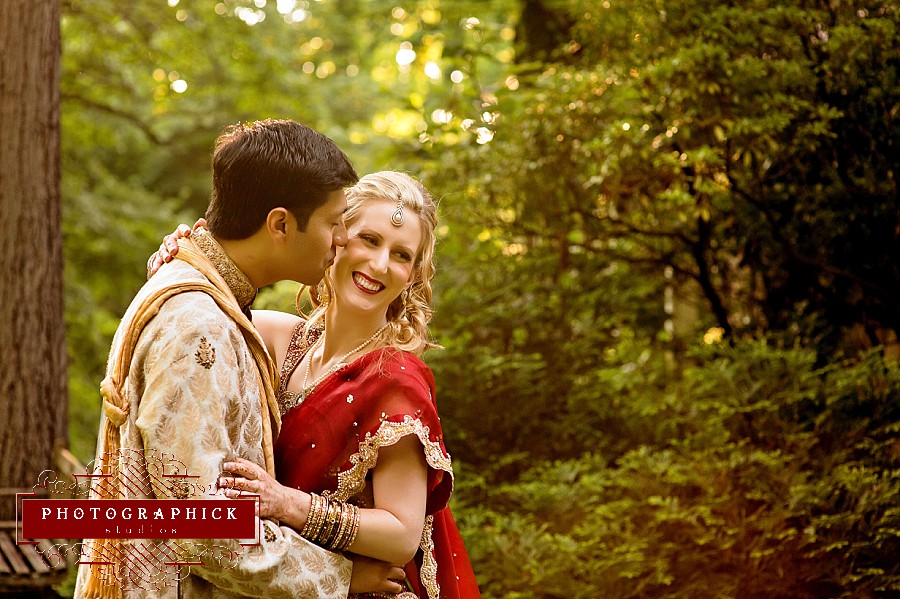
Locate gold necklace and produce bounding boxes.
[299,324,389,401]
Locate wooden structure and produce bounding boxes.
[0,519,70,594]
[0,447,85,595]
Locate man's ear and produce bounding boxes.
[265,207,292,243]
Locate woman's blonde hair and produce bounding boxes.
[298,171,440,356]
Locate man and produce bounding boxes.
[75,120,403,598]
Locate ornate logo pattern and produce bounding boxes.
[22,449,250,592]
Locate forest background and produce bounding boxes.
[47,0,900,596]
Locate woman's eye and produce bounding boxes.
[395,251,412,262]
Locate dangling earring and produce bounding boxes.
[316,279,331,307]
[296,279,331,315]
[397,288,410,321]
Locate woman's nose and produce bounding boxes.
[370,249,390,273]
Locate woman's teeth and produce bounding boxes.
[353,273,383,292]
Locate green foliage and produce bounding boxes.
[61,113,187,462]
[456,342,900,598]
[419,0,899,345]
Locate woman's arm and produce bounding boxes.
[346,434,428,564]
[250,309,304,369]
[222,434,428,564]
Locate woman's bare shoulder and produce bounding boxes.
[250,310,305,357]
[251,309,304,330]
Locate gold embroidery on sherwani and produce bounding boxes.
[300,544,329,573]
[192,227,257,310]
[263,521,277,543]
[320,574,342,596]
[195,336,216,368]
[174,239,281,464]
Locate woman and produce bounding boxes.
[156,172,479,598]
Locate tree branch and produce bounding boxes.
[61,92,166,145]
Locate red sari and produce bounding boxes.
[274,323,481,599]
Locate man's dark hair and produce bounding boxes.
[205,119,358,239]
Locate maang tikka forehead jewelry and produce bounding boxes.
[391,192,404,226]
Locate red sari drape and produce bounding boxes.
[274,325,481,599]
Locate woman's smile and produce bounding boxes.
[352,271,385,294]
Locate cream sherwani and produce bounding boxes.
[74,233,351,598]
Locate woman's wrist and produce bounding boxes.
[297,493,361,551]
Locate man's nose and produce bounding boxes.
[334,220,348,247]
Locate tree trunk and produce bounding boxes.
[0,0,64,521]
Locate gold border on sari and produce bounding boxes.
[328,416,452,599]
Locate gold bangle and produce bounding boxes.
[298,493,317,538]
[311,495,329,542]
[347,503,360,550]
[300,493,326,540]
[299,494,361,552]
[346,503,361,550]
[332,502,352,550]
[299,494,315,538]
[326,500,343,546]
[314,497,333,545]
[335,503,360,551]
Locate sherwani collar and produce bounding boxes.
[192,227,257,312]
